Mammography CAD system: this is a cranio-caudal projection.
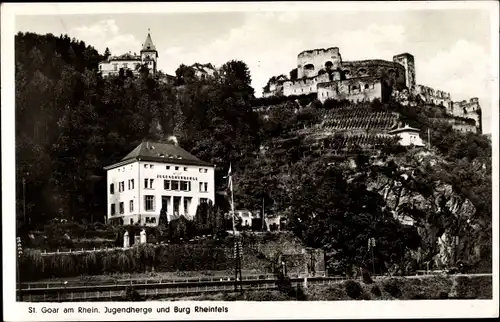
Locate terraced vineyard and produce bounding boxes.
[320,108,399,131]
[322,133,399,150]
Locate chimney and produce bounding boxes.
[168,135,179,146]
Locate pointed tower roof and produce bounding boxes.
[141,32,157,52]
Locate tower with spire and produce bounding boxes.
[141,29,159,73]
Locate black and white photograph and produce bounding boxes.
[2,1,498,320]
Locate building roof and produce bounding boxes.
[141,33,157,52]
[388,124,421,134]
[104,141,212,170]
[103,52,141,62]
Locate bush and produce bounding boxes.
[383,278,403,298]
[450,276,473,299]
[437,291,449,299]
[122,286,143,301]
[370,285,382,297]
[343,280,363,299]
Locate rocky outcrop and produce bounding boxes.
[347,150,480,269]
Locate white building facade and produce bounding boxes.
[104,142,215,226]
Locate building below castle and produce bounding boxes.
[103,141,215,226]
[262,47,482,134]
[99,31,165,79]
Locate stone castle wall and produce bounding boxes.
[317,76,383,103]
[282,73,330,96]
[415,85,452,109]
[450,98,481,132]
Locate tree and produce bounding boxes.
[104,47,111,59]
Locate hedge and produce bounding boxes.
[19,243,234,281]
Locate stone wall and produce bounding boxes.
[415,85,452,109]
[297,47,342,78]
[450,98,481,133]
[283,73,330,96]
[317,76,383,103]
[341,60,407,90]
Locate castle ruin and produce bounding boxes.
[263,47,482,133]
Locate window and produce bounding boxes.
[200,198,208,204]
[199,182,208,192]
[364,84,370,90]
[175,166,179,170]
[164,180,171,190]
[150,164,154,169]
[184,167,188,171]
[144,164,148,168]
[119,181,125,192]
[110,183,115,194]
[124,63,128,69]
[166,166,170,170]
[130,218,134,225]
[180,181,190,191]
[151,217,157,224]
[171,180,179,191]
[145,195,155,211]
[111,204,116,215]
[129,200,134,212]
[145,217,151,224]
[128,179,134,190]
[144,179,154,189]
[113,63,118,71]
[119,202,124,214]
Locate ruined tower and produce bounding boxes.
[140,30,159,73]
[393,53,415,92]
[297,47,343,79]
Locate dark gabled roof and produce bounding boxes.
[104,141,212,170]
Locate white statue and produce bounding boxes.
[123,231,129,248]
[140,229,147,244]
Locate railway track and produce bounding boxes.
[17,276,347,302]
[18,273,492,302]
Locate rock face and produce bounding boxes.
[351,150,480,269]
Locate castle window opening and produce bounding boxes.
[325,61,333,69]
[304,64,315,71]
[358,68,367,75]
[344,70,350,76]
[364,84,370,90]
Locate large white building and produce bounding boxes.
[103,141,215,226]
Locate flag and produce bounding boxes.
[227,163,233,193]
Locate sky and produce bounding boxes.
[15,8,496,133]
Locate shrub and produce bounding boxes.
[370,285,382,297]
[383,278,402,298]
[123,286,143,301]
[450,276,473,299]
[361,268,373,284]
[343,280,363,299]
[437,291,449,299]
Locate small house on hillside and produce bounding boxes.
[388,124,425,147]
